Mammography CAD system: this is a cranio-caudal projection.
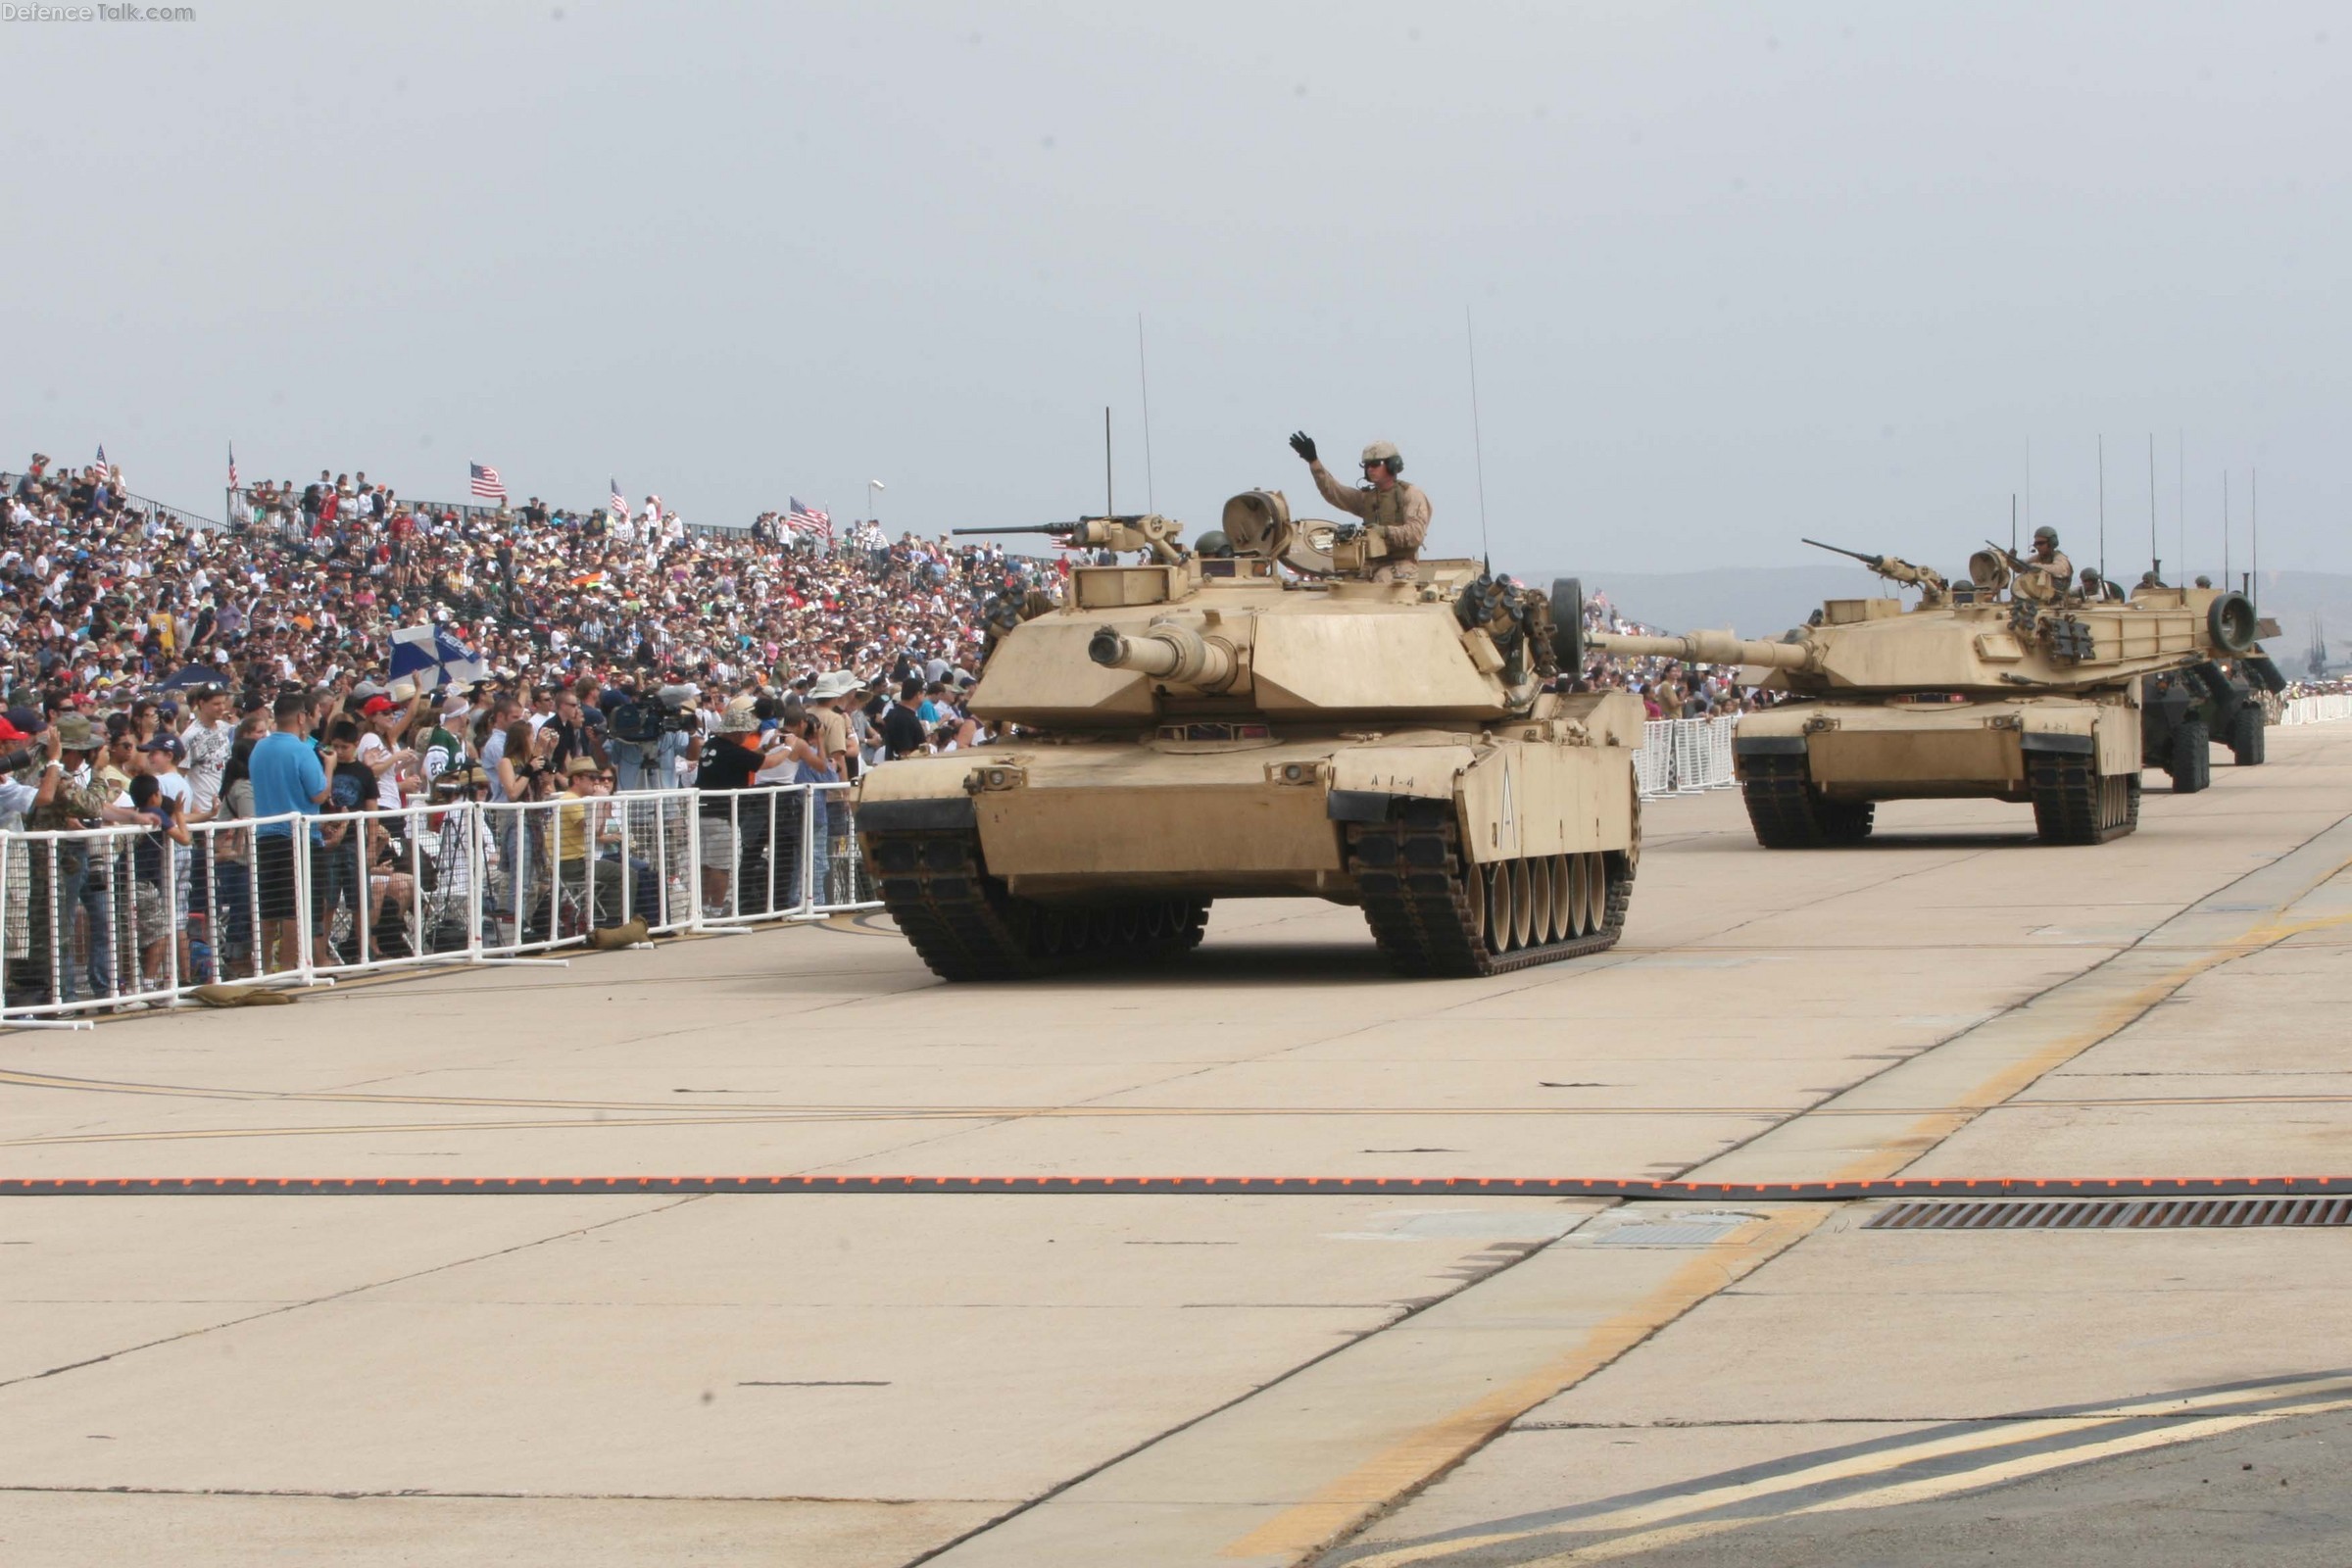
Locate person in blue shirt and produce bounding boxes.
[247,690,333,974]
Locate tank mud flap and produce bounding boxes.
[860,829,1207,982]
[1345,808,1632,979]
[2026,753,2140,844]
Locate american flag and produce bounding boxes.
[786,497,833,543]
[469,463,507,501]
[609,477,627,517]
[227,443,239,490]
[94,444,108,475]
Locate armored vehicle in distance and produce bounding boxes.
[1577,543,2269,847]
[2139,653,2285,792]
[855,493,1643,980]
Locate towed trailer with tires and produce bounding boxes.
[2140,654,2287,794]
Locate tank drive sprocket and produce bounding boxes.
[862,829,1207,982]
[1345,802,1632,978]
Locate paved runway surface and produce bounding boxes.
[3,724,2349,1566]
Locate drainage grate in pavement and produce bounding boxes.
[1869,1197,2352,1231]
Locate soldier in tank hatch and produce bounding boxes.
[1287,431,1431,582]
[2029,525,2074,595]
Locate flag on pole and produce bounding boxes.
[609,477,627,517]
[786,497,833,544]
[227,443,239,490]
[388,624,487,693]
[468,463,507,501]
[95,444,108,474]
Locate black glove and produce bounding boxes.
[1288,431,1317,464]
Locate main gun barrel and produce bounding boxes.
[1586,628,1817,671]
[951,524,1078,537]
[1087,622,1236,688]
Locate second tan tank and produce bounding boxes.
[1578,545,2270,847]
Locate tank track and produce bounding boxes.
[2027,754,2140,845]
[1740,755,1875,849]
[1345,808,1633,978]
[860,830,1207,982]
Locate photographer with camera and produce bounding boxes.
[694,698,823,919]
[604,678,704,793]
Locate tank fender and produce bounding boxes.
[1326,745,1476,824]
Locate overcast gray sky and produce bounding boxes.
[6,1,2346,579]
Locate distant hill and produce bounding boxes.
[1521,564,2352,672]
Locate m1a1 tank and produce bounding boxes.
[1574,541,2270,847]
[854,492,1644,980]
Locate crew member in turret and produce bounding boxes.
[1288,432,1431,582]
[2028,525,2074,594]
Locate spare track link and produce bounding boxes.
[2027,753,2139,845]
[1740,753,1873,848]
[1346,813,1629,978]
[861,830,1206,982]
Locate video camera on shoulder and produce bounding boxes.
[607,682,702,744]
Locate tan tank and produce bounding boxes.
[855,492,1643,980]
[1580,542,2271,847]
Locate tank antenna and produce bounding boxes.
[1136,315,1156,514]
[1465,305,1492,569]
[2250,466,2259,611]
[2176,431,2186,592]
[2147,432,2159,580]
[1103,406,1114,520]
[2222,469,2230,587]
[2096,433,2107,585]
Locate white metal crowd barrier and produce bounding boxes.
[2281,694,2352,726]
[1639,715,1740,798]
[0,784,879,1026]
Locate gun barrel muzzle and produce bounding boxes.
[1088,623,1236,687]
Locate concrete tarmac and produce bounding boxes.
[3,723,2349,1566]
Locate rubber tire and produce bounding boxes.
[2228,708,2266,766]
[2167,718,2211,794]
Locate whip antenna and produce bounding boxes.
[2096,433,2107,585]
[1465,305,1492,568]
[1136,315,1156,514]
[1103,406,1113,519]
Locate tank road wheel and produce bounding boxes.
[1346,811,1630,978]
[2228,707,2266,767]
[1740,754,1873,849]
[2166,718,2212,794]
[2027,758,2140,846]
[861,829,1206,981]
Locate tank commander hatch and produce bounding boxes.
[1288,431,1432,581]
[2028,525,2074,594]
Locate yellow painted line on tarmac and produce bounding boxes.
[1344,1373,2352,1567]
[1217,1206,1829,1561]
[1827,904,2352,1183]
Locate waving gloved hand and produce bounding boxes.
[1288,431,1318,464]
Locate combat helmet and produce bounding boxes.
[1360,439,1402,476]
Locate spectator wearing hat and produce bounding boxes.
[693,699,812,917]
[353,692,420,811]
[543,755,624,935]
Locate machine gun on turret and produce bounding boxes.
[952,514,1186,566]
[1802,539,1949,604]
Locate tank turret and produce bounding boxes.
[858,494,1643,981]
